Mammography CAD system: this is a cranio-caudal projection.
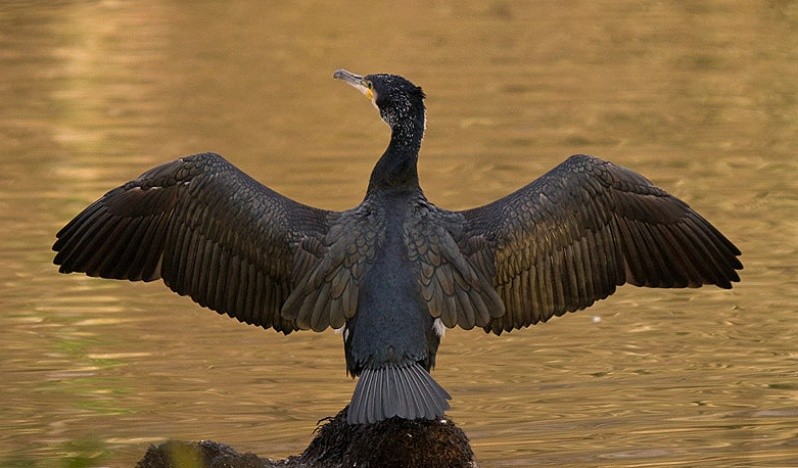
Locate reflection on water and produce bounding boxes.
[1,1,796,466]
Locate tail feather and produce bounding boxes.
[348,362,451,424]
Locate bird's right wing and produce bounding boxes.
[53,152,336,334]
[458,154,742,334]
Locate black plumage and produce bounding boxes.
[53,69,742,425]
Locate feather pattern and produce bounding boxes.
[282,201,385,331]
[348,362,451,424]
[457,154,742,334]
[53,152,334,334]
[404,201,504,330]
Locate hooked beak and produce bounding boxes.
[334,68,374,100]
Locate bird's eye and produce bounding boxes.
[366,81,374,89]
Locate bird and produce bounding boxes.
[53,69,743,425]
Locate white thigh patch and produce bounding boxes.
[433,318,446,337]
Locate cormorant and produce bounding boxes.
[53,69,742,425]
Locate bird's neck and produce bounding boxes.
[367,113,425,193]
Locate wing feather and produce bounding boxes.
[281,202,384,332]
[404,204,505,330]
[53,152,334,334]
[458,154,742,334]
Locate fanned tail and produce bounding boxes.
[347,362,451,424]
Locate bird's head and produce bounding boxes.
[334,69,426,130]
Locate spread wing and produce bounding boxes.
[53,152,336,334]
[457,154,743,334]
[404,204,505,330]
[281,202,385,332]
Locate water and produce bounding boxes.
[1,1,796,466]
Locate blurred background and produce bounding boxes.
[1,1,796,466]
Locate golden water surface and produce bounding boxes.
[1,1,796,466]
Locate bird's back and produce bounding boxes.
[343,190,451,424]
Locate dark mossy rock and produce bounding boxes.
[137,406,477,468]
[136,439,265,468]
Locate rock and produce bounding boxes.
[137,406,477,468]
[137,440,265,468]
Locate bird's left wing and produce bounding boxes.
[53,152,336,333]
[455,154,742,335]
